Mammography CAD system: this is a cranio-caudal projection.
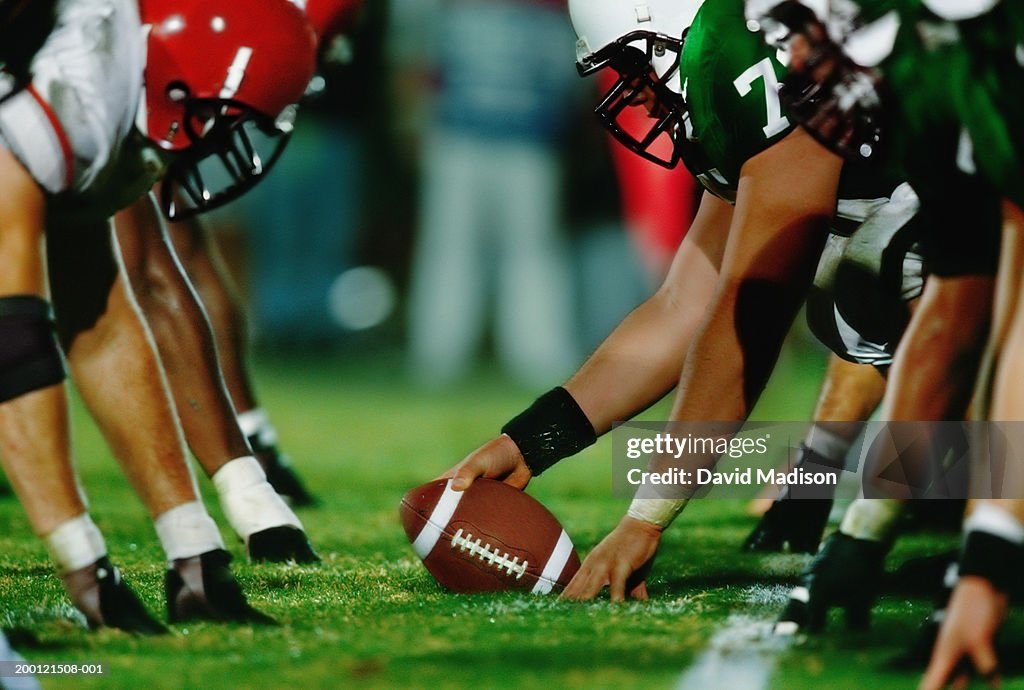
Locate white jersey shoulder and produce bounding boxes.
[0,0,145,202]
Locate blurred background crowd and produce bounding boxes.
[209,0,804,391]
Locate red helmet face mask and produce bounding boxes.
[140,0,317,219]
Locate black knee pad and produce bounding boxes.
[0,296,66,403]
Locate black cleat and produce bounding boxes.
[774,532,889,635]
[248,526,320,564]
[743,499,833,554]
[166,549,275,625]
[248,435,316,507]
[61,557,167,635]
[887,549,958,597]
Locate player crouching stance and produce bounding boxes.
[0,0,318,630]
[745,0,1024,683]
[444,0,938,608]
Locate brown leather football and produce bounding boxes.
[400,479,581,594]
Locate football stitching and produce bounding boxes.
[450,528,529,580]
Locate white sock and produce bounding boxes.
[44,514,107,575]
[839,498,903,541]
[964,503,1024,544]
[805,426,853,467]
[237,408,279,449]
[154,501,226,563]
[213,456,302,543]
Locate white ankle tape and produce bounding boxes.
[237,408,278,447]
[839,498,903,541]
[805,426,852,465]
[236,408,268,438]
[964,503,1024,544]
[44,514,107,574]
[213,456,301,542]
[154,501,225,562]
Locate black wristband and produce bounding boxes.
[501,387,597,477]
[959,530,1024,593]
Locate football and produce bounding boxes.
[399,478,581,594]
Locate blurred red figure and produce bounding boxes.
[597,71,699,278]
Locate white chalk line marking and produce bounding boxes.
[675,585,793,690]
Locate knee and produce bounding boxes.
[0,296,66,402]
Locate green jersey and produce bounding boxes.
[878,0,1023,199]
[679,0,901,207]
[855,0,1024,274]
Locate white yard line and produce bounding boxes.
[675,586,792,690]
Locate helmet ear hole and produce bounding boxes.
[166,80,190,103]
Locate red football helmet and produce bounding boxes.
[303,0,363,44]
[140,0,318,218]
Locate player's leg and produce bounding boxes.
[47,217,271,624]
[163,209,316,506]
[111,194,317,563]
[915,204,1024,675]
[777,272,994,635]
[774,185,991,630]
[0,148,133,624]
[988,202,1024,430]
[753,189,920,554]
[0,147,164,633]
[0,383,168,634]
[0,148,77,534]
[777,266,991,632]
[744,354,885,554]
[970,203,1024,421]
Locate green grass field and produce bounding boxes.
[0,348,1017,689]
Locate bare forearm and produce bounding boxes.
[665,129,838,423]
[882,275,994,421]
[565,288,706,435]
[565,191,731,435]
[671,275,809,422]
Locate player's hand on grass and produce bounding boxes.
[920,576,1006,690]
[561,515,661,602]
[438,434,533,492]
